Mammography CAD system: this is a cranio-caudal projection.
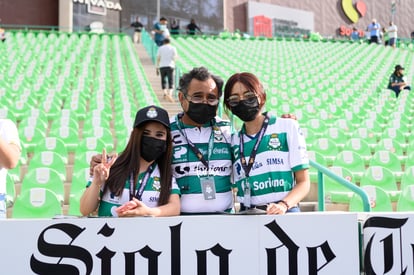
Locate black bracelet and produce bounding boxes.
[276,200,289,210]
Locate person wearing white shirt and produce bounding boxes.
[156,38,178,102]
[387,21,398,48]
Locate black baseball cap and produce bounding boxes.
[134,105,170,129]
[395,64,405,70]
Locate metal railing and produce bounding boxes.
[310,160,371,212]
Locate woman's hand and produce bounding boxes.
[117,198,152,217]
[92,149,117,186]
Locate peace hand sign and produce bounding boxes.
[93,148,118,185]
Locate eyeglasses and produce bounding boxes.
[184,93,219,106]
[227,91,257,107]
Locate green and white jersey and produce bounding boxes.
[170,115,233,213]
[86,165,180,217]
[231,114,309,206]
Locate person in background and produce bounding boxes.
[387,21,398,48]
[156,38,178,103]
[186,19,202,35]
[153,17,169,47]
[223,72,310,214]
[80,105,180,217]
[130,16,144,44]
[170,19,180,35]
[382,27,389,46]
[0,119,21,218]
[350,27,359,41]
[367,18,381,44]
[0,27,6,42]
[388,64,411,97]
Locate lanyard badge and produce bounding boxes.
[243,178,251,208]
[200,176,216,200]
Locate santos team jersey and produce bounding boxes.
[231,114,309,207]
[86,164,179,217]
[170,115,233,214]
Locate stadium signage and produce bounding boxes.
[363,216,414,274]
[73,0,122,11]
[16,214,358,274]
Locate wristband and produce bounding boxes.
[276,200,289,210]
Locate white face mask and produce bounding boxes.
[160,25,166,31]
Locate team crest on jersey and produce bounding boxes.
[152,177,161,191]
[268,133,281,150]
[213,126,223,141]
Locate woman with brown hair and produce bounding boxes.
[80,105,180,217]
[223,72,310,214]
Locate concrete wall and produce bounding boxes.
[0,0,58,27]
[225,0,414,38]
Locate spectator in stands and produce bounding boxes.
[186,18,202,35]
[382,27,389,46]
[130,16,144,44]
[388,64,411,97]
[223,72,310,214]
[0,27,6,42]
[80,105,180,217]
[152,17,169,46]
[350,27,359,41]
[170,19,180,35]
[387,21,398,48]
[367,18,381,44]
[156,38,178,102]
[0,119,21,218]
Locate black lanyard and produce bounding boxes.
[176,114,214,170]
[129,163,155,201]
[239,115,269,178]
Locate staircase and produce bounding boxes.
[133,43,182,116]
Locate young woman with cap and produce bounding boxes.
[80,105,180,217]
[223,72,310,215]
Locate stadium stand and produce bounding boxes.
[2,29,414,217]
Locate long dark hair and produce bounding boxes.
[103,125,173,206]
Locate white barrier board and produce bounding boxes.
[0,212,359,274]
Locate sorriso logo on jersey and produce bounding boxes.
[341,0,367,23]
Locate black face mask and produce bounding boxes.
[186,102,217,125]
[141,136,167,162]
[231,98,260,122]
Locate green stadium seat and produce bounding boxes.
[351,127,378,150]
[369,150,403,181]
[307,150,327,183]
[374,138,405,159]
[400,166,414,191]
[324,166,355,203]
[12,188,63,219]
[343,138,372,165]
[360,166,400,202]
[21,167,65,203]
[48,126,80,152]
[33,137,69,164]
[322,127,348,151]
[349,185,393,212]
[396,185,414,211]
[332,150,365,183]
[67,190,83,216]
[27,151,67,182]
[310,137,338,165]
